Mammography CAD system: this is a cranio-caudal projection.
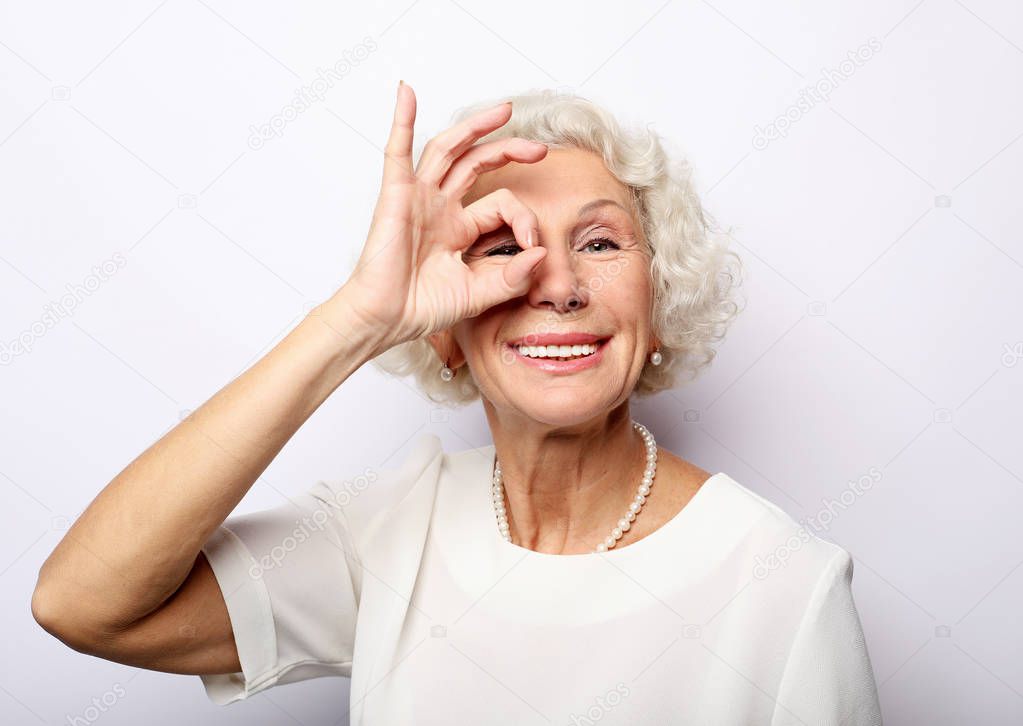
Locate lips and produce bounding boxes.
[505,332,607,347]
[505,337,605,376]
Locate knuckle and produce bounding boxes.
[424,137,453,163]
[499,188,526,212]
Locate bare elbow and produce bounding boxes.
[31,581,61,634]
[31,582,106,654]
[32,583,73,641]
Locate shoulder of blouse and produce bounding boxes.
[305,432,446,558]
[712,471,857,582]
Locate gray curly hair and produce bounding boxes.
[372,88,744,406]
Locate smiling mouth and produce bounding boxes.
[510,338,610,362]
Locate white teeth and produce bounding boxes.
[515,343,598,359]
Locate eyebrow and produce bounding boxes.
[472,197,633,248]
[577,198,631,216]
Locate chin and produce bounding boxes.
[504,386,622,428]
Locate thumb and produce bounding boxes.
[504,246,547,290]
[467,247,546,312]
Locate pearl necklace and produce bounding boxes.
[490,420,658,553]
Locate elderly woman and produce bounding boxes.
[32,83,882,724]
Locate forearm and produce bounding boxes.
[34,291,383,632]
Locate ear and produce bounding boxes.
[427,329,467,369]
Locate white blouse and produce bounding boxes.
[198,433,883,725]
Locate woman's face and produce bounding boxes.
[439,146,656,427]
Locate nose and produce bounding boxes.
[526,239,588,314]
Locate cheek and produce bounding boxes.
[454,313,500,363]
[586,258,651,309]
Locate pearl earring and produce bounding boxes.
[649,349,663,366]
[440,359,454,381]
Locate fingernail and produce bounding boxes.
[527,229,534,247]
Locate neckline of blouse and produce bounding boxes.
[467,443,726,562]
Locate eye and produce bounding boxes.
[582,236,620,253]
[485,243,522,256]
[483,236,621,256]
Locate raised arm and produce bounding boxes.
[30,294,382,669]
[31,80,550,676]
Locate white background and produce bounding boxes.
[2,1,1022,724]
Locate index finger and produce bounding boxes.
[382,81,416,186]
[415,100,515,186]
[440,137,548,200]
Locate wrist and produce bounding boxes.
[305,290,392,363]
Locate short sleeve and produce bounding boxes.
[198,486,360,705]
[196,433,445,706]
[771,550,883,726]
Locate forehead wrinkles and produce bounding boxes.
[466,183,636,227]
[461,147,630,208]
